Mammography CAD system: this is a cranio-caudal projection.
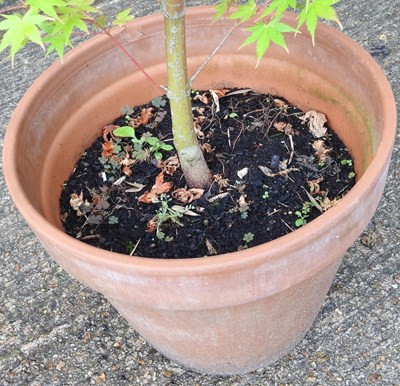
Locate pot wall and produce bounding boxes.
[3,7,396,374]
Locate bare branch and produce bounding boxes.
[189,21,238,86]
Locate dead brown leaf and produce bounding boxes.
[101,141,114,158]
[301,110,328,138]
[146,218,157,232]
[273,121,287,131]
[138,173,172,204]
[194,93,209,104]
[194,115,206,129]
[213,173,229,191]
[157,155,180,175]
[319,196,340,211]
[172,188,204,204]
[205,238,217,255]
[102,124,118,142]
[213,89,230,97]
[274,98,288,110]
[258,165,299,178]
[201,143,214,153]
[307,177,324,195]
[140,107,154,125]
[122,166,132,176]
[312,139,331,162]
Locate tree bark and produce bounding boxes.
[161,0,212,189]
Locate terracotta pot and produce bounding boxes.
[3,7,396,375]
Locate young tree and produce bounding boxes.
[0,0,341,188]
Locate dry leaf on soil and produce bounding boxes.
[172,188,204,204]
[193,93,209,104]
[102,124,118,141]
[274,98,288,110]
[101,141,114,158]
[301,110,328,138]
[258,165,299,178]
[157,155,180,175]
[140,107,154,125]
[312,140,331,162]
[138,173,172,204]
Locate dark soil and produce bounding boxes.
[60,89,355,258]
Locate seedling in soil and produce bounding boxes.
[262,185,270,199]
[148,195,184,240]
[295,201,313,227]
[113,126,173,161]
[340,159,353,167]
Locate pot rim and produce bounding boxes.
[3,6,397,273]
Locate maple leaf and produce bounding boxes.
[140,108,154,125]
[0,11,49,61]
[172,188,204,204]
[25,0,67,20]
[101,141,114,158]
[301,110,328,138]
[297,0,342,44]
[138,173,172,204]
[273,122,287,132]
[229,0,256,24]
[312,139,331,161]
[157,155,180,176]
[259,0,297,19]
[194,94,209,104]
[242,19,296,64]
[112,9,135,27]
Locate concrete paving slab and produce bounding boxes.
[1,0,399,384]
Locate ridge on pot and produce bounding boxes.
[3,7,396,374]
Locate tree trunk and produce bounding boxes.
[161,0,212,189]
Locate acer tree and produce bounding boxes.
[0,0,341,189]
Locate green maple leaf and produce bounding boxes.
[229,0,256,24]
[259,0,298,19]
[214,0,236,20]
[25,0,67,19]
[0,11,49,62]
[298,0,342,44]
[112,9,134,27]
[243,18,297,65]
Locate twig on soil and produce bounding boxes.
[129,238,142,256]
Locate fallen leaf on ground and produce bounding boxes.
[301,110,328,138]
[140,107,154,125]
[213,88,230,97]
[102,124,118,141]
[307,177,324,195]
[210,89,220,112]
[213,174,230,191]
[101,141,114,158]
[171,205,200,216]
[312,140,331,161]
[258,165,299,178]
[172,188,204,204]
[158,155,180,176]
[138,173,172,203]
[125,182,145,193]
[274,98,288,110]
[205,238,217,255]
[201,143,214,153]
[273,121,287,131]
[194,93,209,104]
[237,167,248,179]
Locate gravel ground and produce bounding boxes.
[1,0,399,385]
